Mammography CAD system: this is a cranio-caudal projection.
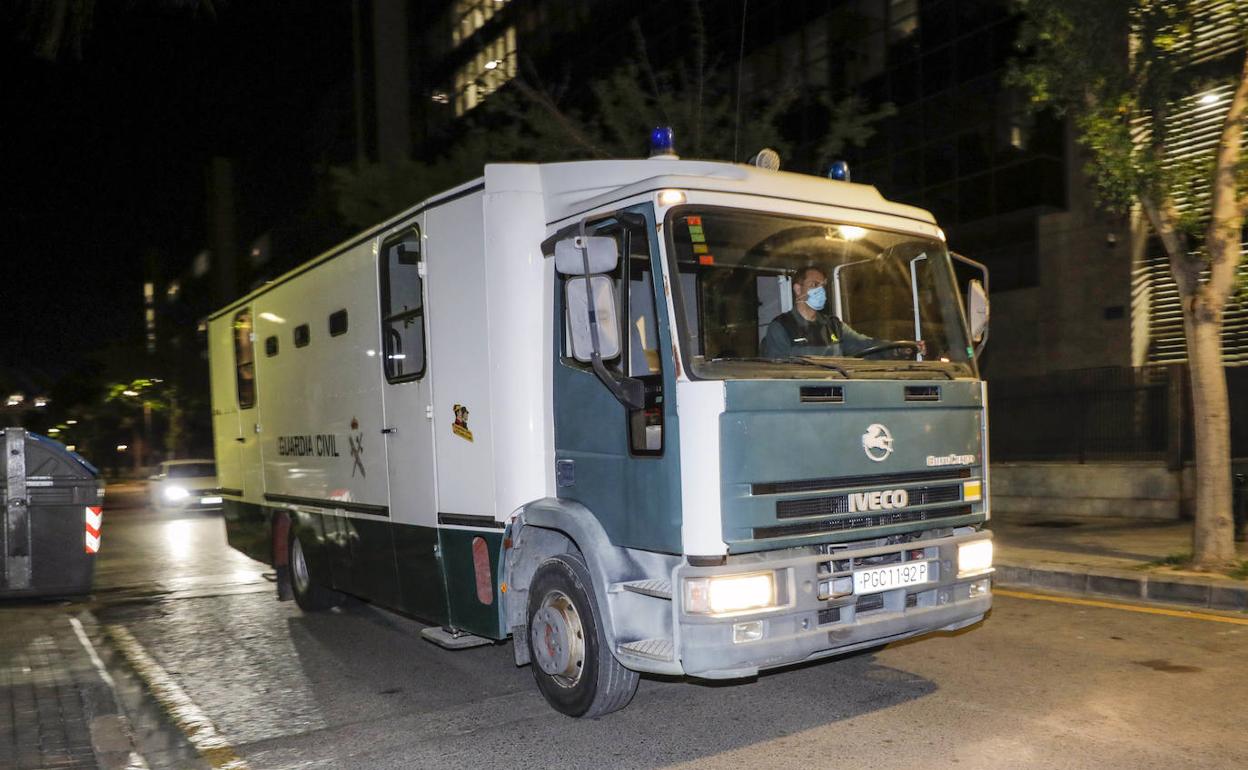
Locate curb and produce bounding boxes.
[993,562,1248,612]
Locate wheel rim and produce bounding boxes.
[291,537,311,594]
[530,589,586,688]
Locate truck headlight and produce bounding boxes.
[163,485,189,502]
[684,572,777,615]
[957,540,993,578]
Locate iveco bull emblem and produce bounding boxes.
[862,423,894,462]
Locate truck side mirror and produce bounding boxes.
[553,230,642,409]
[555,236,619,275]
[967,278,989,353]
[564,275,621,362]
[950,251,990,358]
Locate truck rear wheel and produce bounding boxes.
[527,553,638,718]
[289,532,342,612]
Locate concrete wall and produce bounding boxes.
[991,461,1187,520]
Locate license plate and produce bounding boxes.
[200,496,223,505]
[853,561,930,595]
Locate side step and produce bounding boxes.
[617,638,675,662]
[420,626,493,650]
[613,579,672,600]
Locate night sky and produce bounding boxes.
[2,2,354,378]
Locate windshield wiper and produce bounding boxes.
[709,356,850,377]
[793,356,852,377]
[850,362,957,380]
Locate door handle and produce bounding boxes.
[235,437,245,443]
[381,427,398,435]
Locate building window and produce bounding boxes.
[294,324,310,348]
[329,309,348,337]
[264,335,279,357]
[453,26,517,115]
[451,0,512,46]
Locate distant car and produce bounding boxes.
[149,459,222,511]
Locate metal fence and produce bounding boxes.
[989,366,1177,463]
[989,364,1248,464]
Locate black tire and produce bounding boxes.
[527,553,639,718]
[288,531,343,612]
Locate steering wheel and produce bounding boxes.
[851,340,923,359]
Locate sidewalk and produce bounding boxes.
[0,605,145,769]
[989,512,1248,611]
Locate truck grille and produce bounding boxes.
[776,483,962,519]
[752,468,969,496]
[753,505,973,540]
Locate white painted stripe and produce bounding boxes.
[677,379,727,555]
[996,589,1248,626]
[69,617,151,770]
[85,531,101,553]
[105,624,250,770]
[86,507,103,528]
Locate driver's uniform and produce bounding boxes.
[760,309,879,358]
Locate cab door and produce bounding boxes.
[552,206,683,553]
[377,220,447,623]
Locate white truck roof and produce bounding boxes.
[211,158,935,320]
[522,159,934,226]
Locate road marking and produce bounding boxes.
[69,617,151,770]
[995,588,1248,626]
[105,624,250,770]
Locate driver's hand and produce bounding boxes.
[917,340,927,356]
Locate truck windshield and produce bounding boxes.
[665,207,974,379]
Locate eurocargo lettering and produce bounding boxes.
[207,137,995,718]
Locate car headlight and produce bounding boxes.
[684,572,777,615]
[957,539,993,578]
[163,485,189,502]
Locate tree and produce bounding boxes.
[103,377,181,473]
[1012,0,1247,569]
[331,4,894,228]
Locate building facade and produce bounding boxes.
[412,1,1245,378]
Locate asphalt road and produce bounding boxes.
[88,486,1248,770]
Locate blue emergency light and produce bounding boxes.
[827,160,851,182]
[650,126,675,157]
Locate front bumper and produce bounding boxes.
[674,529,992,679]
[183,494,224,511]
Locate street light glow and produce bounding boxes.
[1199,92,1221,106]
[122,389,139,397]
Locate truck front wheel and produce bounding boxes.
[527,554,638,718]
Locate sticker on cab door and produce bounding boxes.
[452,404,474,442]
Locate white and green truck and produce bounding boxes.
[208,149,994,718]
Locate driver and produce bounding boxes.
[761,266,922,358]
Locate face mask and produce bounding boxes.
[804,285,827,311]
